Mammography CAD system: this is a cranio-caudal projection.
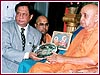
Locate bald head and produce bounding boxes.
[81,4,98,15]
[36,16,48,23]
[80,4,98,30]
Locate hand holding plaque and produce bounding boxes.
[34,43,57,58]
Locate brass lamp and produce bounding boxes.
[63,7,80,33]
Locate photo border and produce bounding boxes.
[1,0,99,74]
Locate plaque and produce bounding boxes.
[34,43,57,58]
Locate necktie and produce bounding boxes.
[21,28,26,51]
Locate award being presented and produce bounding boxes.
[34,43,57,58]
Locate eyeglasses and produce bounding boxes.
[37,23,49,26]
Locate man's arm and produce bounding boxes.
[47,53,97,65]
[63,56,96,65]
[2,22,25,63]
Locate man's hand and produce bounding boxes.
[46,52,66,64]
[29,52,44,61]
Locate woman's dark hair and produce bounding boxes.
[15,2,34,15]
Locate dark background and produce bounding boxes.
[29,2,98,36]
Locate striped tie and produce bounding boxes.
[21,28,26,51]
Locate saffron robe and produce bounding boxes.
[41,33,51,44]
[29,25,98,73]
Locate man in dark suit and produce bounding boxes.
[2,2,43,73]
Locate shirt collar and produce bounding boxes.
[18,24,29,32]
